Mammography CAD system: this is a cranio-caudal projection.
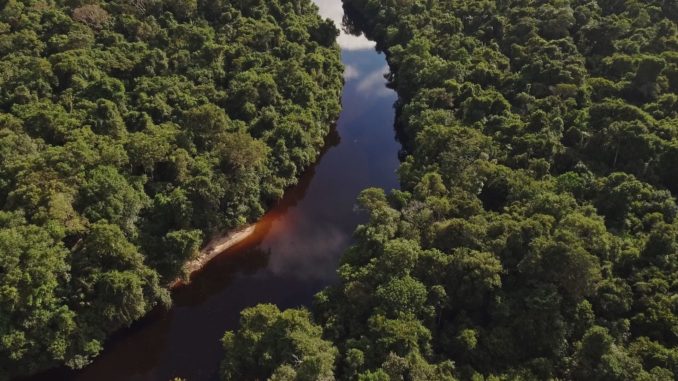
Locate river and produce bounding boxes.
[29,1,399,380]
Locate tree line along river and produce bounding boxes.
[27,1,402,379]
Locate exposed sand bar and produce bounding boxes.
[170,225,256,288]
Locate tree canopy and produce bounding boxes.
[221,0,678,379]
[0,0,342,377]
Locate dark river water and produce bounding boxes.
[28,2,399,380]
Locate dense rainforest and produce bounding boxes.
[0,0,343,377]
[220,0,678,380]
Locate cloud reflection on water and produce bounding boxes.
[344,64,360,80]
[263,221,350,281]
[357,64,393,97]
[313,0,375,51]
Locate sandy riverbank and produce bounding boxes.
[170,225,256,288]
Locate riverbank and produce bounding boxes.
[170,225,257,288]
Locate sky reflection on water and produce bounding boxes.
[313,0,375,51]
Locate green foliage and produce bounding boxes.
[226,0,678,379]
[220,304,338,381]
[0,224,74,377]
[0,0,342,376]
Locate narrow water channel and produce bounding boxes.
[30,1,399,380]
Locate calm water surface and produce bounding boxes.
[31,1,399,380]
